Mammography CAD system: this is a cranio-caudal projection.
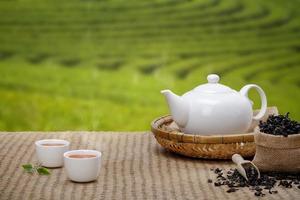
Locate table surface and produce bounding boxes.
[0,132,299,200]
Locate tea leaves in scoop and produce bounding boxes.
[242,163,259,183]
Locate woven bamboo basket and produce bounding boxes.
[151,107,278,159]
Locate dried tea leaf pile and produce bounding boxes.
[259,113,300,137]
[209,168,300,197]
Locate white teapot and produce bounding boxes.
[161,74,267,135]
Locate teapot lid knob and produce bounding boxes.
[207,74,220,84]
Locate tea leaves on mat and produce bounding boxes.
[22,164,50,175]
[210,168,300,197]
[22,164,34,173]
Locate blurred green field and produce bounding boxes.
[0,0,299,131]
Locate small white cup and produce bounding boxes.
[64,150,102,182]
[35,139,70,168]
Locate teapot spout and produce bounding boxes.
[161,90,189,128]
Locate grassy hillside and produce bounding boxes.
[0,0,299,131]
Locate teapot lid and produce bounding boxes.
[193,74,234,93]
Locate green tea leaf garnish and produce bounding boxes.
[37,167,50,175]
[22,164,34,173]
[22,163,50,175]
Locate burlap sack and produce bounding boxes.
[252,128,300,173]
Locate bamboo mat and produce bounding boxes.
[0,132,299,200]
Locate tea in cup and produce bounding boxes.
[35,139,70,168]
[64,150,102,182]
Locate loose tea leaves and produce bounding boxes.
[22,163,50,175]
[259,113,300,137]
[226,188,238,193]
[209,168,300,197]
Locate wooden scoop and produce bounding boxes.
[232,154,260,181]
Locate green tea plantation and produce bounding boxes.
[0,0,299,131]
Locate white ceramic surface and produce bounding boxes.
[64,150,102,182]
[161,74,267,135]
[35,139,70,167]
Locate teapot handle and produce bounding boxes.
[240,84,267,120]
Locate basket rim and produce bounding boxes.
[151,115,254,144]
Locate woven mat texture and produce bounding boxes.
[0,132,299,200]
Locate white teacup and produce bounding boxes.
[64,150,102,182]
[35,139,70,168]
